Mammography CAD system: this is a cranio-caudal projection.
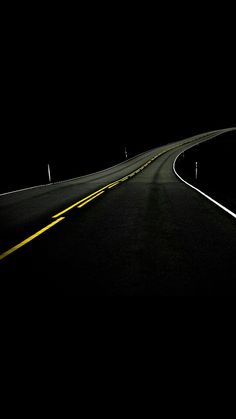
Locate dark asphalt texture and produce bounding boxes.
[1,129,236,295]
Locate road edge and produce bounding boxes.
[172,131,236,220]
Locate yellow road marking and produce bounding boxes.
[52,146,182,219]
[0,137,218,262]
[107,180,120,187]
[108,181,120,189]
[0,217,65,261]
[52,186,107,218]
[107,181,119,187]
[78,191,105,208]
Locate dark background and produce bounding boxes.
[175,130,236,213]
[1,4,235,192]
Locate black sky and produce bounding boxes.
[2,5,235,180]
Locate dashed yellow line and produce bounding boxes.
[52,186,107,218]
[1,138,201,262]
[108,181,120,189]
[78,191,105,208]
[0,217,65,261]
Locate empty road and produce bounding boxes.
[1,128,236,295]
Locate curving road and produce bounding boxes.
[1,128,236,295]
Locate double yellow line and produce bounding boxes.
[50,154,163,220]
[0,149,168,261]
[0,137,208,261]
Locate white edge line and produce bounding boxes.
[0,144,168,197]
[173,152,236,220]
[0,148,158,197]
[1,128,234,197]
[0,182,54,196]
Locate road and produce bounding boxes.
[1,128,236,295]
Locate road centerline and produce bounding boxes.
[1,135,215,262]
[78,191,105,208]
[0,217,65,261]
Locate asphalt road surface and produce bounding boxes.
[1,128,236,295]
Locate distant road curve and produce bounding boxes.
[173,129,236,220]
[0,129,225,255]
[1,127,236,296]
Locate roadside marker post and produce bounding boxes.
[48,164,52,183]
